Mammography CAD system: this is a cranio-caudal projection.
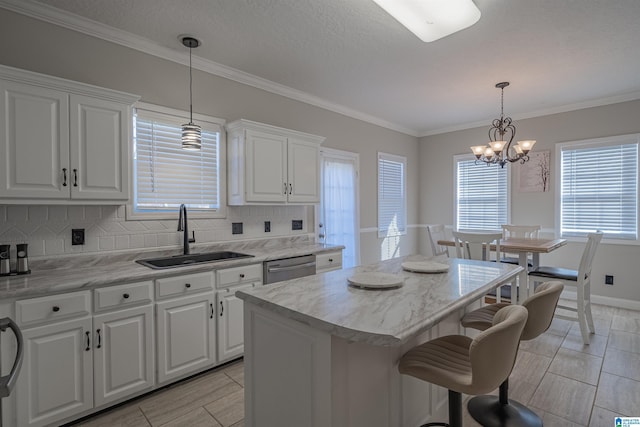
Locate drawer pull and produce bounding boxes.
[85,331,90,351]
[185,283,191,288]
[96,329,101,349]
[328,258,333,262]
[62,168,68,187]
[52,306,60,312]
[210,303,214,319]
[123,293,130,299]
[239,273,245,278]
[220,300,224,316]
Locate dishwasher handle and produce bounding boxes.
[266,261,316,273]
[0,317,24,398]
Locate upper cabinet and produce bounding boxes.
[0,65,140,203]
[227,119,325,205]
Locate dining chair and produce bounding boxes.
[500,224,541,266]
[427,224,449,257]
[528,231,603,344]
[399,305,528,427]
[461,281,564,427]
[452,230,510,302]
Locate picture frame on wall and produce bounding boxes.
[518,150,550,192]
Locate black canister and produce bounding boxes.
[0,244,10,275]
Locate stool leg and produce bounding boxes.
[467,379,542,427]
[421,390,461,427]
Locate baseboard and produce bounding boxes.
[561,290,640,311]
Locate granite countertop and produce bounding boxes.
[0,237,344,300]
[237,254,522,346]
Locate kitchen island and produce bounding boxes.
[237,254,522,427]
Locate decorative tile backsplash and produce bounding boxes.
[0,205,310,259]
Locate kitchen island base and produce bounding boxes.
[243,301,479,427]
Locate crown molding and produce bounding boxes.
[419,90,640,138]
[0,0,418,137]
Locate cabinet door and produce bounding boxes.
[17,317,92,427]
[156,293,216,384]
[0,80,70,199]
[69,95,129,200]
[93,305,154,407]
[287,138,320,203]
[217,284,255,362]
[245,130,288,203]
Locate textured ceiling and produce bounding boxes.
[15,0,640,136]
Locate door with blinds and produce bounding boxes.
[317,148,360,268]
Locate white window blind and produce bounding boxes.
[134,108,221,212]
[560,138,638,239]
[378,153,406,237]
[456,158,508,230]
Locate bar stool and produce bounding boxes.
[461,281,564,427]
[398,305,528,427]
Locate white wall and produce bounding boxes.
[419,99,640,303]
[0,9,420,264]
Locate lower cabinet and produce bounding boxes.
[217,283,255,362]
[15,285,154,427]
[156,292,216,384]
[93,305,154,407]
[17,316,93,427]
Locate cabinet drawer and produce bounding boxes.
[156,272,213,299]
[217,263,262,289]
[316,251,342,272]
[94,281,153,312]
[16,291,91,327]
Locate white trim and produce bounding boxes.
[420,91,640,137]
[562,291,640,311]
[0,0,417,137]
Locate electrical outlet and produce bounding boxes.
[605,275,614,285]
[264,221,271,232]
[232,222,243,235]
[71,229,85,245]
[292,220,303,230]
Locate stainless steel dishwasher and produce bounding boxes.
[263,254,316,284]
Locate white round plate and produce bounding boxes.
[347,272,404,289]
[401,261,449,273]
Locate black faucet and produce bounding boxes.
[177,204,196,255]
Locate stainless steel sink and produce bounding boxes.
[136,251,254,269]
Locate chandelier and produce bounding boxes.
[470,82,535,167]
[181,36,202,151]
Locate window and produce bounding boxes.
[129,103,226,219]
[558,134,639,240]
[378,152,406,237]
[455,155,509,230]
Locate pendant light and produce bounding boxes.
[181,36,201,150]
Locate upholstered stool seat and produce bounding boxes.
[461,281,564,427]
[399,305,528,427]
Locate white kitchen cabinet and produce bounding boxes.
[156,292,216,384]
[227,119,324,205]
[216,263,263,362]
[16,316,93,427]
[0,65,139,202]
[93,304,154,407]
[315,250,343,273]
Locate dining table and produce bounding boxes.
[438,236,568,303]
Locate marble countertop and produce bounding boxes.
[0,237,344,300]
[237,254,522,346]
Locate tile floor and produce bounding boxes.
[71,302,640,427]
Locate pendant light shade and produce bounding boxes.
[181,36,201,150]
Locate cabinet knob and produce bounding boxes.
[239,273,245,278]
[328,258,333,262]
[123,293,130,299]
[52,306,60,312]
[185,283,191,288]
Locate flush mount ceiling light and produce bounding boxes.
[470,82,536,168]
[371,0,481,42]
[180,35,201,150]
